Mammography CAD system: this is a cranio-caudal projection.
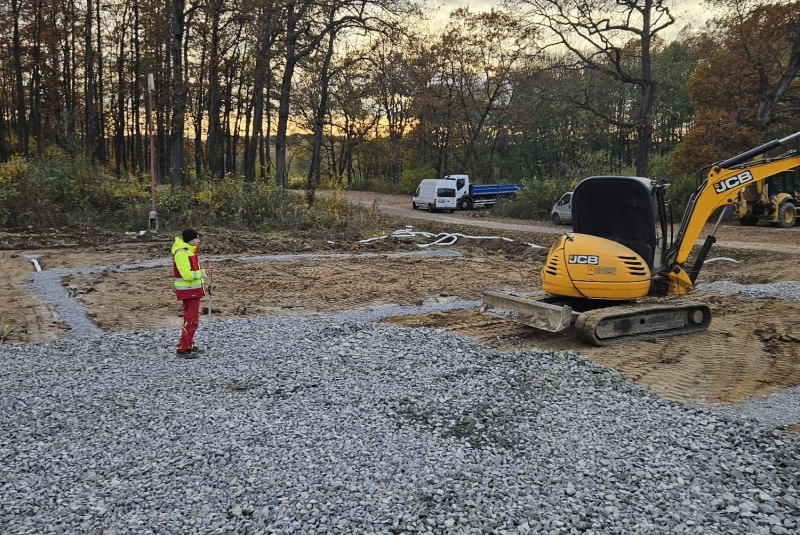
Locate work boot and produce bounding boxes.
[176,349,199,359]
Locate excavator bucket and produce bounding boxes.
[481,290,578,332]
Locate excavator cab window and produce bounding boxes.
[766,171,795,196]
[572,177,658,268]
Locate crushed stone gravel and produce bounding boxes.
[2,315,799,533]
[2,252,798,533]
[697,280,800,301]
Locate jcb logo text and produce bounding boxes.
[568,255,599,265]
[714,170,754,194]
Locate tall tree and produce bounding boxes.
[170,0,186,186]
[273,0,411,188]
[95,0,106,162]
[304,22,337,204]
[205,0,225,178]
[673,0,800,172]
[244,0,281,183]
[370,31,417,184]
[516,0,675,176]
[435,8,538,179]
[85,0,96,160]
[113,2,129,174]
[133,0,143,171]
[12,0,28,155]
[326,57,381,185]
[302,6,385,201]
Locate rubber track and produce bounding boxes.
[575,300,712,346]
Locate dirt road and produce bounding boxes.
[1,194,799,426]
[347,191,800,254]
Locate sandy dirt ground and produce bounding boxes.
[2,193,799,430]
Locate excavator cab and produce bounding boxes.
[572,176,660,270]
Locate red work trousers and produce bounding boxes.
[177,297,201,352]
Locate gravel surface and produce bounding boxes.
[697,280,800,301]
[3,252,799,533]
[2,314,800,534]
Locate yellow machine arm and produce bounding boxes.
[665,132,800,294]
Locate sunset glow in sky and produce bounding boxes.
[438,0,716,31]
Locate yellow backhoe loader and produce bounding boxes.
[733,170,797,227]
[483,132,800,345]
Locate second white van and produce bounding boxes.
[551,191,573,225]
[412,179,457,213]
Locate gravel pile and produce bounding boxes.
[4,254,799,533]
[2,313,800,534]
[697,280,800,301]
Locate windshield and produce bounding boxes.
[437,188,456,197]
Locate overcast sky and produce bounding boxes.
[436,0,715,31]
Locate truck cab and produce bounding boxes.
[444,174,472,209]
[443,174,522,210]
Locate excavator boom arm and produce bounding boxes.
[669,135,800,268]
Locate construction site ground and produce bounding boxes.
[2,192,799,430]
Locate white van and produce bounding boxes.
[551,191,573,225]
[412,179,457,213]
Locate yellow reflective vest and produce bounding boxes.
[171,237,208,300]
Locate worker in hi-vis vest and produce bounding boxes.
[171,228,214,358]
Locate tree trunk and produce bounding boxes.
[306,27,336,206]
[756,25,800,123]
[194,36,207,181]
[115,13,126,175]
[232,56,246,176]
[222,64,234,174]
[85,0,95,161]
[95,0,105,163]
[0,95,7,160]
[274,3,299,188]
[206,0,224,179]
[264,75,272,176]
[170,0,186,187]
[31,0,43,155]
[12,0,28,155]
[636,4,655,177]
[133,0,143,171]
[69,0,78,140]
[245,34,271,182]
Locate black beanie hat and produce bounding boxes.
[182,228,199,242]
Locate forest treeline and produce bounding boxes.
[1,0,799,228]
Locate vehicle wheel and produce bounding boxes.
[412,201,418,210]
[739,217,758,226]
[551,213,561,225]
[427,203,434,213]
[777,202,796,228]
[449,210,454,213]
[460,198,473,210]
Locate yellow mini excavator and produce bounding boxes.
[483,132,800,345]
